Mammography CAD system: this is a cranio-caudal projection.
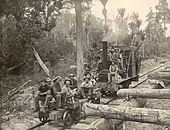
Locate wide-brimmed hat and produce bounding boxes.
[69,73,75,77]
[46,77,51,82]
[64,78,72,85]
[53,76,62,81]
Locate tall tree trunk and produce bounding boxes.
[45,3,49,31]
[164,14,166,37]
[74,0,84,87]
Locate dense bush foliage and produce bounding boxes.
[0,0,169,85]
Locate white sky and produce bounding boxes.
[91,0,170,36]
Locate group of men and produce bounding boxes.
[108,47,126,72]
[33,72,97,112]
[107,47,126,83]
[33,74,77,112]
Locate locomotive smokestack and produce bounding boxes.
[102,41,108,69]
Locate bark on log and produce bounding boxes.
[33,47,50,77]
[165,63,170,69]
[69,123,91,130]
[160,70,170,73]
[129,84,155,89]
[118,98,146,108]
[79,117,100,124]
[148,72,170,80]
[83,103,170,125]
[139,65,165,78]
[84,98,146,130]
[85,118,114,130]
[117,88,170,99]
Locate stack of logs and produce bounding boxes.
[82,62,170,130]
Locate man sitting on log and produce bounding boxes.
[33,79,52,112]
[80,77,93,99]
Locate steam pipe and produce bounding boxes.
[102,41,108,69]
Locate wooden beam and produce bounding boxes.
[83,103,170,125]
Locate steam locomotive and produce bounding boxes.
[96,41,141,95]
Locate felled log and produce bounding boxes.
[130,84,155,89]
[160,70,170,72]
[84,98,146,130]
[83,103,170,125]
[119,98,146,108]
[117,88,170,99]
[164,63,170,69]
[148,72,170,80]
[139,65,165,78]
[1,80,31,105]
[79,117,100,124]
[33,47,50,77]
[85,118,114,130]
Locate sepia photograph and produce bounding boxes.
[0,0,170,130]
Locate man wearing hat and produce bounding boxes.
[80,77,93,98]
[33,79,52,112]
[69,74,77,90]
[57,78,77,107]
[51,76,62,108]
[46,77,54,88]
[109,49,117,63]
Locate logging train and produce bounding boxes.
[33,41,142,127]
[96,41,141,95]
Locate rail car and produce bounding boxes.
[96,41,141,95]
[37,95,83,126]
